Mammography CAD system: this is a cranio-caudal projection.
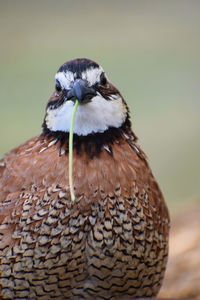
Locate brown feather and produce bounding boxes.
[0,132,169,299]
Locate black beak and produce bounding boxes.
[67,79,96,104]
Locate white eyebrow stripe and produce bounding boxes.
[81,66,104,86]
[55,71,74,90]
[55,66,106,91]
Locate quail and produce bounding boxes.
[0,58,170,299]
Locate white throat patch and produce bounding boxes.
[45,95,127,136]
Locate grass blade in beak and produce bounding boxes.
[69,99,79,202]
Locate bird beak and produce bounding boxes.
[67,79,97,104]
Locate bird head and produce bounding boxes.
[44,58,129,136]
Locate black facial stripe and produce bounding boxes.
[55,80,62,92]
[100,72,107,85]
[100,92,113,100]
[47,98,66,110]
[93,85,119,100]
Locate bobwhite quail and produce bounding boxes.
[0,58,170,299]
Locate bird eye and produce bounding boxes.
[100,73,108,86]
[55,81,62,93]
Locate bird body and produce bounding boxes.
[0,58,170,299]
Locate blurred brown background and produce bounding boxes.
[0,0,200,214]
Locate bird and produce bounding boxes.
[0,58,170,299]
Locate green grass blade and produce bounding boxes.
[69,100,79,202]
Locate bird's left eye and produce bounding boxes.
[55,81,62,93]
[100,73,108,86]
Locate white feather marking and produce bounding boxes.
[48,139,58,147]
[123,132,129,139]
[111,94,118,99]
[131,144,140,154]
[103,145,112,154]
[59,148,65,156]
[0,161,6,167]
[39,147,48,153]
[45,95,127,136]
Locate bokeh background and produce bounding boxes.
[0,0,200,214]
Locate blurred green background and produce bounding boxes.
[0,0,199,213]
